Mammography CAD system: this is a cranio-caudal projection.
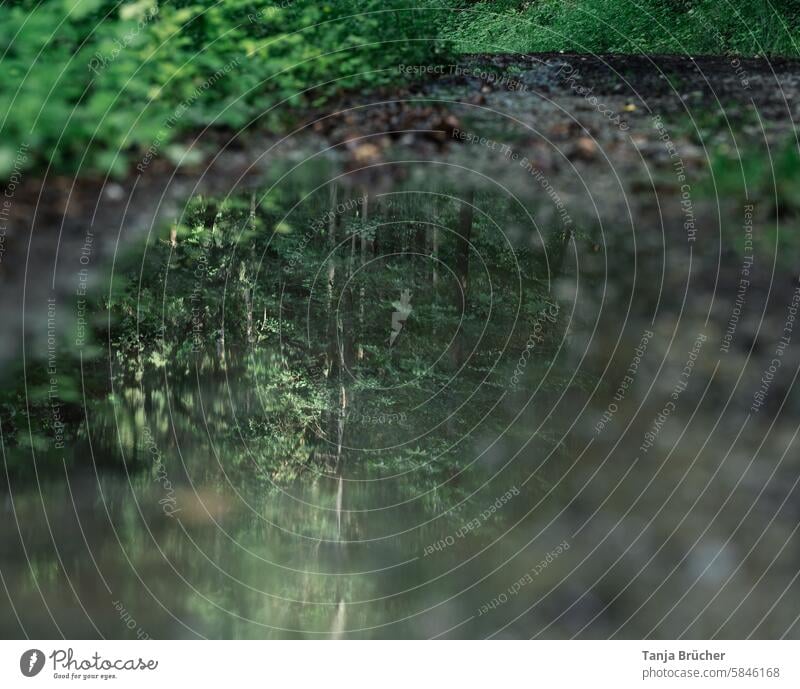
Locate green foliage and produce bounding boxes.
[0,0,452,177]
[4,1,798,179]
[447,0,800,56]
[706,138,800,271]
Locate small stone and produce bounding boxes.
[105,183,124,201]
[352,143,381,164]
[574,136,598,159]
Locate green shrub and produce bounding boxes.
[0,0,452,178]
[448,0,800,56]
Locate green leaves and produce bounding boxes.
[0,0,452,178]
[449,0,800,56]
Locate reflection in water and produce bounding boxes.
[3,71,800,638]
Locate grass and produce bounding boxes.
[447,0,800,57]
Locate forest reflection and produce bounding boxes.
[106,180,570,483]
[1,173,581,638]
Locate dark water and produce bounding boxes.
[3,58,800,639]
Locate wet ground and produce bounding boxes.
[2,54,800,638]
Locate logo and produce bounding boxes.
[389,289,413,346]
[20,649,45,677]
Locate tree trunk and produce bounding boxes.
[431,227,438,287]
[357,193,368,362]
[452,190,475,368]
[455,190,475,304]
[326,185,338,379]
[244,193,256,344]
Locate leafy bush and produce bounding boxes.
[0,0,452,178]
[448,0,800,56]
